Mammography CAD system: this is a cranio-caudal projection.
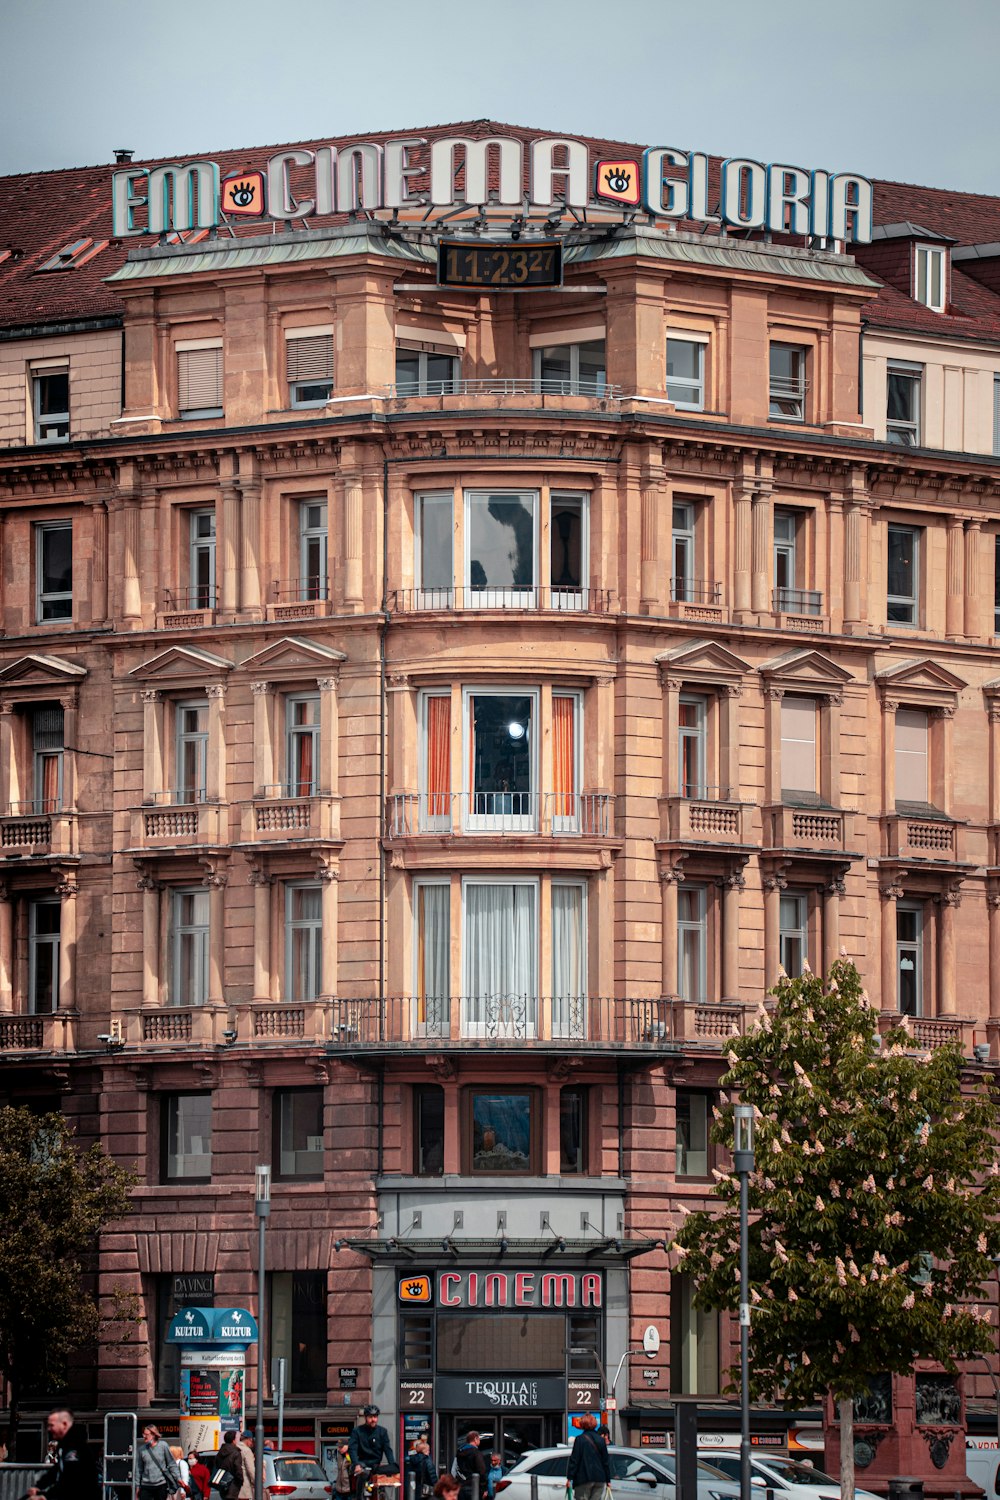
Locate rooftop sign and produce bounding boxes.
[112,135,873,244]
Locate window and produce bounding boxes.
[897,903,923,1016]
[270,1272,326,1396]
[895,708,929,806]
[285,884,322,1001]
[550,492,587,607]
[415,881,449,1036]
[466,489,537,604]
[274,1088,323,1180]
[769,344,806,421]
[189,509,216,609]
[915,245,945,313]
[396,348,459,395]
[670,1275,719,1393]
[415,491,454,607]
[464,880,538,1038]
[155,1273,214,1396]
[467,690,536,829]
[779,892,808,978]
[415,1084,444,1175]
[468,1089,535,1173]
[28,899,60,1014]
[177,343,223,419]
[672,502,696,602]
[666,337,705,410]
[534,340,606,395]
[32,706,64,813]
[560,1087,587,1174]
[887,524,919,625]
[286,694,320,796]
[678,695,707,797]
[298,500,328,600]
[552,881,586,1037]
[286,331,333,407]
[35,522,72,622]
[162,1092,212,1181]
[995,535,1000,633]
[773,508,798,606]
[677,886,707,1003]
[781,697,818,799]
[401,1313,434,1374]
[886,363,922,446]
[170,888,209,1005]
[676,1091,710,1177]
[32,368,69,444]
[994,376,1000,459]
[175,701,208,803]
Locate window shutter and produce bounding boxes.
[178,346,223,411]
[287,334,334,384]
[895,708,929,803]
[780,696,817,793]
[32,706,64,750]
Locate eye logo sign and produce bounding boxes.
[221,171,266,217]
[398,1275,432,1304]
[594,160,641,207]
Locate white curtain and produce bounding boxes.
[465,883,536,1035]
[418,884,449,1034]
[552,883,585,1038]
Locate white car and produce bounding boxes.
[496,1445,741,1500]
[695,1452,880,1500]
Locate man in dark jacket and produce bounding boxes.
[28,1410,99,1500]
[566,1414,611,1500]
[213,1433,245,1497]
[348,1407,397,1499]
[454,1433,488,1500]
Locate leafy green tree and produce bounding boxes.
[0,1105,138,1453]
[673,959,1000,1500]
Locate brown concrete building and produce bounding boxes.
[3,122,1000,1464]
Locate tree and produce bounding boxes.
[0,1105,138,1453]
[673,959,1000,1500]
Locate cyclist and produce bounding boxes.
[348,1407,398,1500]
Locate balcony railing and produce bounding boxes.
[387,586,615,613]
[327,995,673,1050]
[884,813,958,861]
[664,793,751,846]
[159,588,218,627]
[268,577,332,621]
[1,808,77,855]
[766,803,848,852]
[243,788,340,842]
[131,793,224,847]
[773,587,823,616]
[0,1012,77,1051]
[384,378,623,401]
[670,577,722,605]
[385,791,614,838]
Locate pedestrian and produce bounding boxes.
[135,1425,184,1500]
[595,1427,610,1445]
[27,1410,99,1500]
[187,1453,211,1500]
[236,1435,255,1500]
[348,1407,397,1500]
[405,1440,437,1499]
[432,1482,460,1500]
[453,1433,487,1500]
[212,1432,244,1500]
[170,1449,191,1496]
[333,1444,353,1499]
[486,1456,504,1500]
[566,1414,611,1500]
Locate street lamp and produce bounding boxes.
[254,1164,271,1500]
[733,1105,755,1500]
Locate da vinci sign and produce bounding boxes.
[112,134,873,243]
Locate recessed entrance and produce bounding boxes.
[442,1413,562,1471]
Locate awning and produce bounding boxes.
[338,1236,663,1262]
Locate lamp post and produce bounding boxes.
[254,1164,271,1500]
[733,1105,755,1500]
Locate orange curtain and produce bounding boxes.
[427,697,451,818]
[553,696,574,818]
[295,734,314,797]
[39,754,60,812]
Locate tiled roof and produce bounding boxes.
[4,119,1000,340]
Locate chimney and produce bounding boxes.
[114,148,135,164]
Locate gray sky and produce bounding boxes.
[2,0,999,193]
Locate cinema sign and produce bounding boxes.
[112,134,873,243]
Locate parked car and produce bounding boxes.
[203,1452,332,1500]
[966,1440,1000,1498]
[695,1452,879,1500]
[496,1446,741,1500]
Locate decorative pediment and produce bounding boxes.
[129,645,233,683]
[238,637,347,681]
[759,648,854,696]
[0,653,87,693]
[876,656,965,708]
[655,639,751,688]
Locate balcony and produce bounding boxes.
[772,588,827,634]
[130,792,226,849]
[384,377,623,405]
[159,587,218,629]
[326,994,674,1053]
[267,578,331,623]
[0,1012,77,1052]
[385,791,614,839]
[1,804,78,856]
[765,803,849,853]
[119,1000,329,1049]
[242,788,340,844]
[662,793,752,847]
[669,577,725,625]
[883,811,959,862]
[387,586,615,613]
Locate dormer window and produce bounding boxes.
[915,244,946,313]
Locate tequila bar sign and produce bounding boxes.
[112,135,873,242]
[436,1376,567,1410]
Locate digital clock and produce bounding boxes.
[438,240,563,289]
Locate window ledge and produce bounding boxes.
[377,1175,626,1192]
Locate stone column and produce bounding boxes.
[881,698,898,812]
[822,692,842,808]
[827,494,844,632]
[733,484,753,621]
[343,473,364,609]
[762,871,786,985]
[55,876,78,1010]
[823,876,845,977]
[764,687,784,805]
[205,684,227,805]
[251,682,274,797]
[964,519,982,640]
[141,690,164,800]
[879,882,902,1014]
[0,700,18,810]
[220,480,240,618]
[594,674,615,797]
[91,500,109,626]
[660,868,680,997]
[60,695,79,813]
[640,466,662,613]
[249,868,272,1003]
[0,886,13,1011]
[240,478,263,619]
[990,707,1000,828]
[721,685,742,801]
[988,892,1000,1056]
[138,873,160,1007]
[938,887,960,1016]
[750,488,772,617]
[319,863,339,998]
[204,868,227,1006]
[318,674,340,798]
[721,869,744,999]
[946,514,965,640]
[843,500,864,633]
[660,673,681,800]
[122,493,143,625]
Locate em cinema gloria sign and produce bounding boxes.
[398,1269,604,1309]
[112,134,873,244]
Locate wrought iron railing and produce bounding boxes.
[670,577,722,605]
[162,587,218,611]
[773,587,823,615]
[327,995,673,1049]
[387,585,615,613]
[385,791,614,838]
[270,577,330,602]
[384,378,622,399]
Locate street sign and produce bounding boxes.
[604,1398,618,1411]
